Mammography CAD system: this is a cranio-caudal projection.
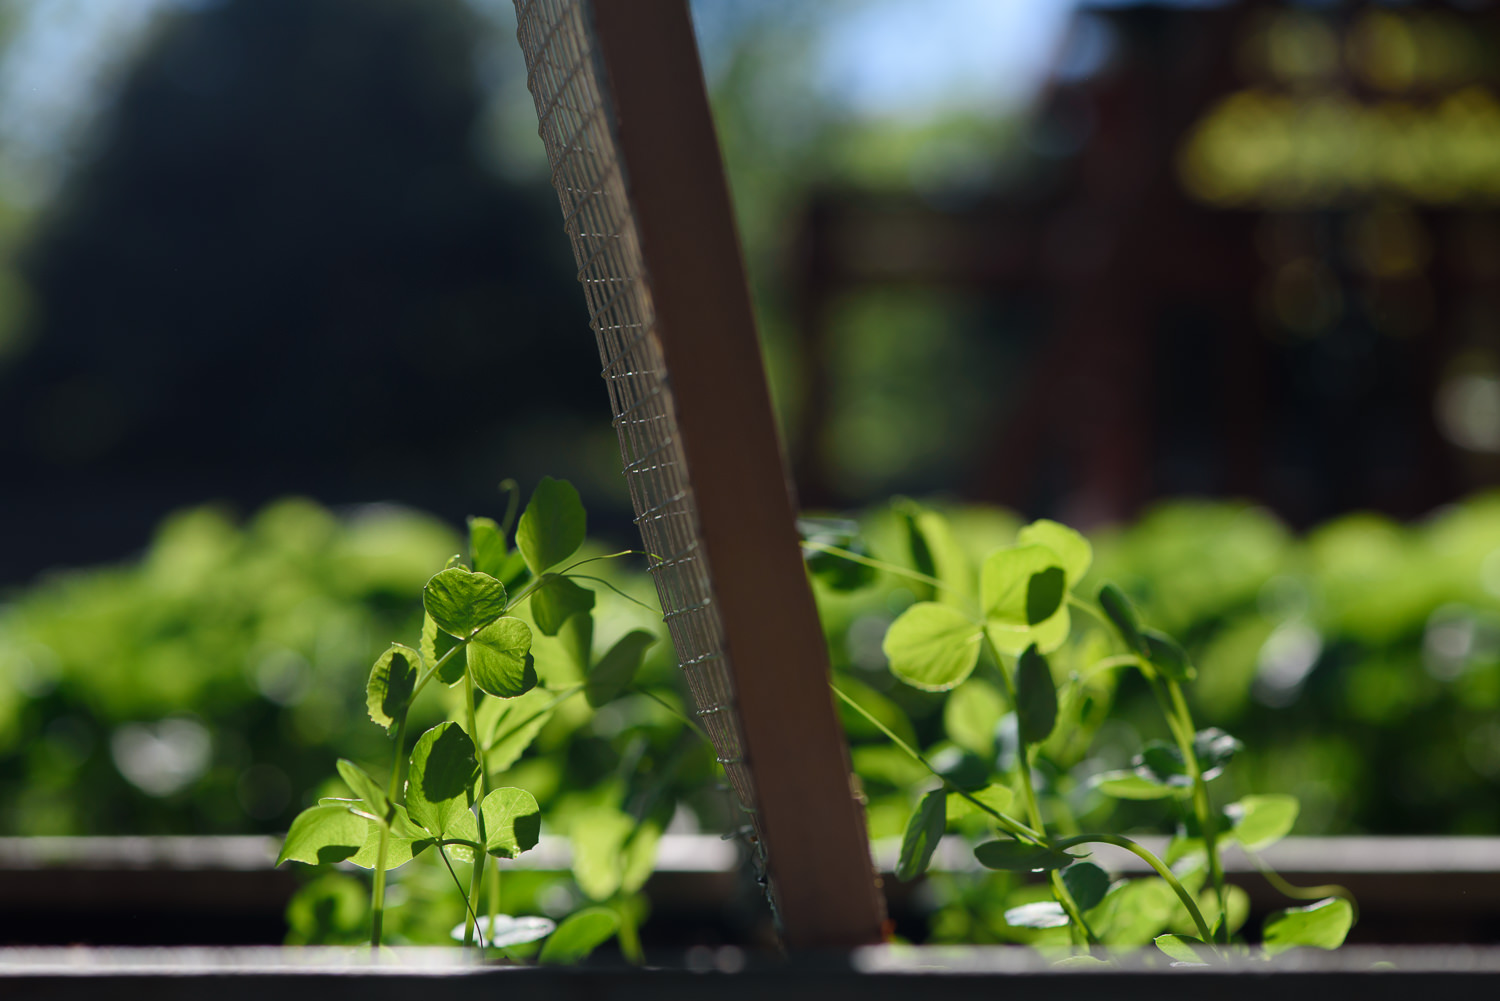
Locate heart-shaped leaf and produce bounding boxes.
[423,567,509,638]
[537,906,619,964]
[982,546,1066,628]
[365,645,418,732]
[1016,520,1092,587]
[468,617,536,698]
[481,787,541,859]
[1262,897,1353,954]
[1015,644,1058,745]
[406,722,479,841]
[1062,861,1111,912]
[882,602,983,691]
[278,804,368,866]
[336,759,392,824]
[895,789,946,882]
[1227,794,1299,852]
[347,804,436,869]
[1090,771,1176,800]
[516,477,586,575]
[1155,933,1213,964]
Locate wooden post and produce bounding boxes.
[587,0,886,949]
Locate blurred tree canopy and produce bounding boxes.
[0,0,617,584]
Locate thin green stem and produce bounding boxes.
[435,845,486,949]
[370,823,389,949]
[463,672,489,950]
[564,574,658,613]
[1244,850,1359,923]
[799,540,951,593]
[497,479,520,537]
[831,683,1042,843]
[1056,834,1215,945]
[1163,678,1228,936]
[483,684,584,756]
[633,686,712,745]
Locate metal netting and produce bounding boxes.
[512,0,761,846]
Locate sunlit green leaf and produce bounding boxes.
[1004,901,1069,929]
[621,822,661,896]
[468,617,536,698]
[406,722,479,840]
[896,789,946,882]
[516,477,586,575]
[347,804,435,869]
[365,645,418,732]
[982,545,1065,628]
[1093,878,1178,947]
[1098,583,1148,655]
[423,567,508,638]
[480,787,541,859]
[571,806,634,901]
[586,630,655,708]
[898,501,972,607]
[882,602,983,691]
[452,914,555,947]
[945,784,1014,822]
[973,839,1078,872]
[1015,645,1058,745]
[1090,771,1176,800]
[537,906,619,964]
[278,804,368,866]
[1062,861,1111,912]
[479,686,557,772]
[530,575,595,637]
[335,759,391,824]
[1262,897,1353,954]
[1017,520,1092,587]
[1154,933,1212,964]
[943,679,1004,756]
[1228,794,1300,852]
[1026,567,1066,626]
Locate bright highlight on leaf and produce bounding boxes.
[882,602,983,691]
[406,722,479,842]
[1262,897,1354,954]
[451,914,555,948]
[278,804,367,866]
[516,477,586,575]
[1228,794,1300,852]
[1016,520,1092,586]
[480,786,541,859]
[1004,901,1069,929]
[982,545,1066,628]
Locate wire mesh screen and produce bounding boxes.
[512,0,763,853]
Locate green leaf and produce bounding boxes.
[1262,897,1353,954]
[1142,628,1195,682]
[468,617,537,698]
[620,822,661,896]
[516,477,586,575]
[537,906,619,964]
[897,502,972,606]
[799,518,878,592]
[882,602,983,691]
[895,789,946,882]
[1093,878,1179,947]
[278,804,368,865]
[981,545,1066,628]
[1015,644,1058,745]
[1098,583,1148,655]
[1090,771,1176,800]
[530,575,595,637]
[365,645,418,732]
[1193,728,1242,779]
[335,759,391,824]
[452,914,556,947]
[405,722,479,840]
[423,567,509,638]
[1062,861,1111,912]
[1025,567,1067,626]
[421,612,440,672]
[1154,934,1212,964]
[586,630,656,708]
[571,806,634,901]
[973,839,1079,872]
[1016,519,1092,587]
[559,609,594,672]
[468,516,509,579]
[943,679,1004,756]
[480,787,541,859]
[1228,794,1299,852]
[480,686,558,771]
[1004,901,1069,929]
[1135,730,1241,785]
[347,804,436,869]
[945,784,1014,822]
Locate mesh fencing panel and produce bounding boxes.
[511,0,763,858]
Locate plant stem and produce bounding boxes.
[831,682,1042,843]
[799,540,951,593]
[1162,677,1228,936]
[633,686,713,745]
[370,710,410,949]
[1244,850,1359,922]
[436,845,486,949]
[1055,833,1216,945]
[463,671,490,950]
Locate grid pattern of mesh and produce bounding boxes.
[512,0,761,839]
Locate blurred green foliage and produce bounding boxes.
[811,492,1500,850]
